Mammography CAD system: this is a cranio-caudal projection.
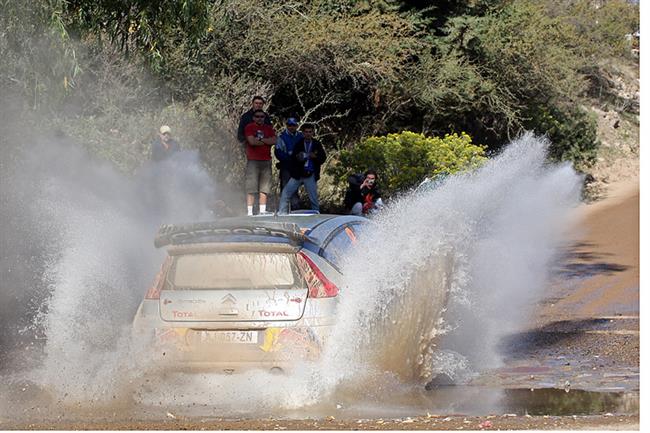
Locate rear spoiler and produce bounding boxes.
[154,221,314,248]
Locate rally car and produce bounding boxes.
[132,213,366,374]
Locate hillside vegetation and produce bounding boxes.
[1,0,639,208]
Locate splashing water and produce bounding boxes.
[3,138,218,404]
[1,132,582,416]
[315,132,582,397]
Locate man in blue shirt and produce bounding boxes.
[274,117,303,210]
[278,124,326,214]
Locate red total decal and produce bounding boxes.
[258,310,289,317]
[172,310,194,318]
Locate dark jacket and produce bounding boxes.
[288,138,327,181]
[274,129,303,170]
[151,136,180,161]
[344,173,382,210]
[237,109,271,142]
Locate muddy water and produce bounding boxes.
[0,375,639,424]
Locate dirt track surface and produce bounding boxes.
[547,179,639,321]
[5,414,639,430]
[473,179,640,393]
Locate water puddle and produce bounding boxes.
[281,387,639,419]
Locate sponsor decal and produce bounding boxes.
[258,310,289,317]
[289,297,303,303]
[172,310,194,318]
[259,327,321,360]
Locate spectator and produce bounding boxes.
[274,117,303,210]
[278,124,326,214]
[344,169,384,215]
[151,125,180,161]
[237,96,271,145]
[244,109,276,215]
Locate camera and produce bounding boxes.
[366,178,375,186]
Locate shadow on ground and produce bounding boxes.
[553,242,628,279]
[499,318,629,360]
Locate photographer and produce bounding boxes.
[274,118,302,210]
[344,169,384,216]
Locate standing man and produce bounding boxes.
[274,117,303,210]
[279,124,326,214]
[151,125,180,161]
[244,109,276,215]
[237,96,271,146]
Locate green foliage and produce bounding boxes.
[63,0,210,66]
[1,0,636,200]
[157,1,422,139]
[334,131,486,196]
[411,1,586,145]
[545,0,640,60]
[526,105,599,170]
[0,0,81,109]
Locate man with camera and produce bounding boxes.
[278,124,326,214]
[274,117,303,210]
[344,169,384,216]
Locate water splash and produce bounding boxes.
[317,132,582,394]
[1,132,582,416]
[6,138,219,403]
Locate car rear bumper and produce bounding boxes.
[133,324,331,374]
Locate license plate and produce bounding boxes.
[198,330,258,344]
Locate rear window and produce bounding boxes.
[168,253,299,289]
[322,225,360,269]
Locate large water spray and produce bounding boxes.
[317,132,582,394]
[1,132,582,416]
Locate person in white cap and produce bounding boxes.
[151,125,180,161]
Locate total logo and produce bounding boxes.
[172,310,194,318]
[258,310,289,317]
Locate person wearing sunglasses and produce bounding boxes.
[237,95,271,146]
[244,109,277,215]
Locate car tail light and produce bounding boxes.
[145,256,172,300]
[296,251,339,298]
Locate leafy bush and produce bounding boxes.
[333,131,486,196]
[549,0,640,60]
[410,1,585,146]
[525,105,599,170]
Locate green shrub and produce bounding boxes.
[333,131,486,197]
[525,105,599,171]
